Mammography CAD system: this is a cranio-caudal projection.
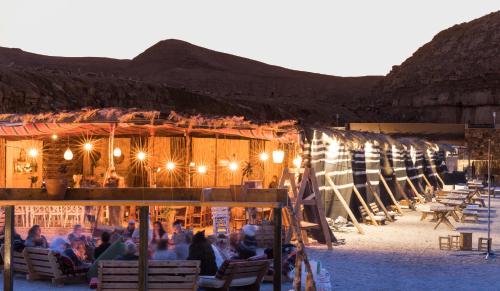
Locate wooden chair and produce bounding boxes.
[478,238,492,252]
[420,210,436,221]
[0,244,29,274]
[98,260,200,291]
[358,206,385,225]
[461,209,479,223]
[24,247,86,285]
[198,260,270,291]
[449,235,460,250]
[439,236,451,250]
[369,202,396,220]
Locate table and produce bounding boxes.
[430,206,456,230]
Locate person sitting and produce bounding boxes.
[170,219,190,260]
[213,233,232,263]
[93,231,111,260]
[152,239,176,260]
[68,224,87,243]
[151,221,168,245]
[187,230,217,276]
[0,225,24,251]
[115,241,139,261]
[50,237,70,254]
[63,240,90,268]
[123,220,136,239]
[25,225,49,248]
[233,224,257,259]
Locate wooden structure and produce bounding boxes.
[0,187,287,291]
[98,260,200,291]
[198,260,270,290]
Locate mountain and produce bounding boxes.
[370,11,500,124]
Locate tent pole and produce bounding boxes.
[406,177,425,203]
[325,175,364,234]
[352,185,378,225]
[378,173,403,214]
[393,175,413,209]
[422,174,433,189]
[366,182,393,222]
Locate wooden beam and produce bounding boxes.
[406,177,425,202]
[366,182,393,222]
[139,206,149,291]
[422,174,433,188]
[309,169,333,250]
[436,173,445,188]
[378,173,403,214]
[325,175,364,234]
[393,176,413,209]
[3,205,14,291]
[273,206,282,291]
[352,185,378,225]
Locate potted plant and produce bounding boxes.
[45,164,69,199]
[230,162,253,200]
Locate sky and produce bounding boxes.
[1,1,500,76]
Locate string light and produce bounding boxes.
[83,142,93,152]
[272,150,285,164]
[28,148,38,158]
[293,156,302,168]
[136,151,146,161]
[51,134,58,141]
[166,161,176,171]
[259,152,269,161]
[228,161,238,172]
[113,147,122,157]
[197,165,207,174]
[64,148,74,161]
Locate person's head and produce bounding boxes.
[156,239,168,251]
[173,219,183,233]
[216,233,227,247]
[128,220,136,230]
[192,230,206,244]
[241,224,257,239]
[51,237,69,253]
[272,175,278,182]
[28,225,41,238]
[73,224,83,236]
[101,231,110,243]
[71,239,83,250]
[125,241,137,255]
[154,221,165,235]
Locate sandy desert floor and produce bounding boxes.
[1,196,499,291]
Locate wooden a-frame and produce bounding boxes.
[378,173,403,214]
[365,181,394,222]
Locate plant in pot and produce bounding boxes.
[230,161,253,200]
[45,164,69,199]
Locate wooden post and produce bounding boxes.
[365,182,393,222]
[393,176,413,208]
[139,206,149,291]
[378,173,403,214]
[185,132,191,187]
[436,173,445,188]
[3,205,14,291]
[352,185,378,225]
[325,175,364,234]
[422,174,432,188]
[273,206,282,291]
[406,177,425,202]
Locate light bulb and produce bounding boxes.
[51,134,58,141]
[293,156,302,168]
[197,165,207,174]
[113,147,122,157]
[64,148,73,160]
[137,151,146,161]
[28,148,38,158]
[272,150,285,164]
[84,142,93,152]
[166,161,176,171]
[229,162,238,172]
[259,152,269,161]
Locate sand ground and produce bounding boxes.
[1,196,499,290]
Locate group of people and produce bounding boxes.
[0,219,262,278]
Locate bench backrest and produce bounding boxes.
[98,260,200,291]
[218,259,270,281]
[0,244,29,273]
[369,203,380,213]
[23,247,61,279]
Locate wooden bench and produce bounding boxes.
[461,210,479,223]
[98,260,200,291]
[0,244,29,274]
[420,210,436,221]
[199,259,270,291]
[358,206,385,225]
[369,202,396,220]
[24,247,86,285]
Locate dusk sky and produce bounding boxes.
[2,0,499,76]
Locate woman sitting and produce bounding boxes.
[63,240,90,268]
[25,225,48,248]
[151,221,168,245]
[68,224,87,243]
[152,239,176,260]
[93,231,111,260]
[170,220,191,260]
[187,230,217,276]
[233,224,257,259]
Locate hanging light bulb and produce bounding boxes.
[228,161,238,172]
[293,156,302,168]
[64,148,74,161]
[259,152,269,161]
[197,165,207,174]
[51,134,58,141]
[113,147,122,157]
[28,148,38,158]
[136,151,146,161]
[83,142,93,152]
[272,150,285,164]
[166,161,176,171]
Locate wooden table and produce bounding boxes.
[430,206,456,230]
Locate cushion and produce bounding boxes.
[199,275,257,288]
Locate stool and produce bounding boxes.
[439,236,451,250]
[449,235,460,250]
[478,238,492,252]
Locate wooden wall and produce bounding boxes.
[6,140,43,188]
[0,138,5,188]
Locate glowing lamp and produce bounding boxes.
[228,162,238,172]
[28,148,38,158]
[189,162,196,167]
[64,148,73,161]
[166,161,176,171]
[259,152,269,161]
[136,151,146,161]
[197,165,207,174]
[293,156,302,168]
[272,150,285,164]
[51,134,58,141]
[113,147,122,157]
[83,142,93,152]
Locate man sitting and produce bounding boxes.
[93,231,111,260]
[115,241,138,261]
